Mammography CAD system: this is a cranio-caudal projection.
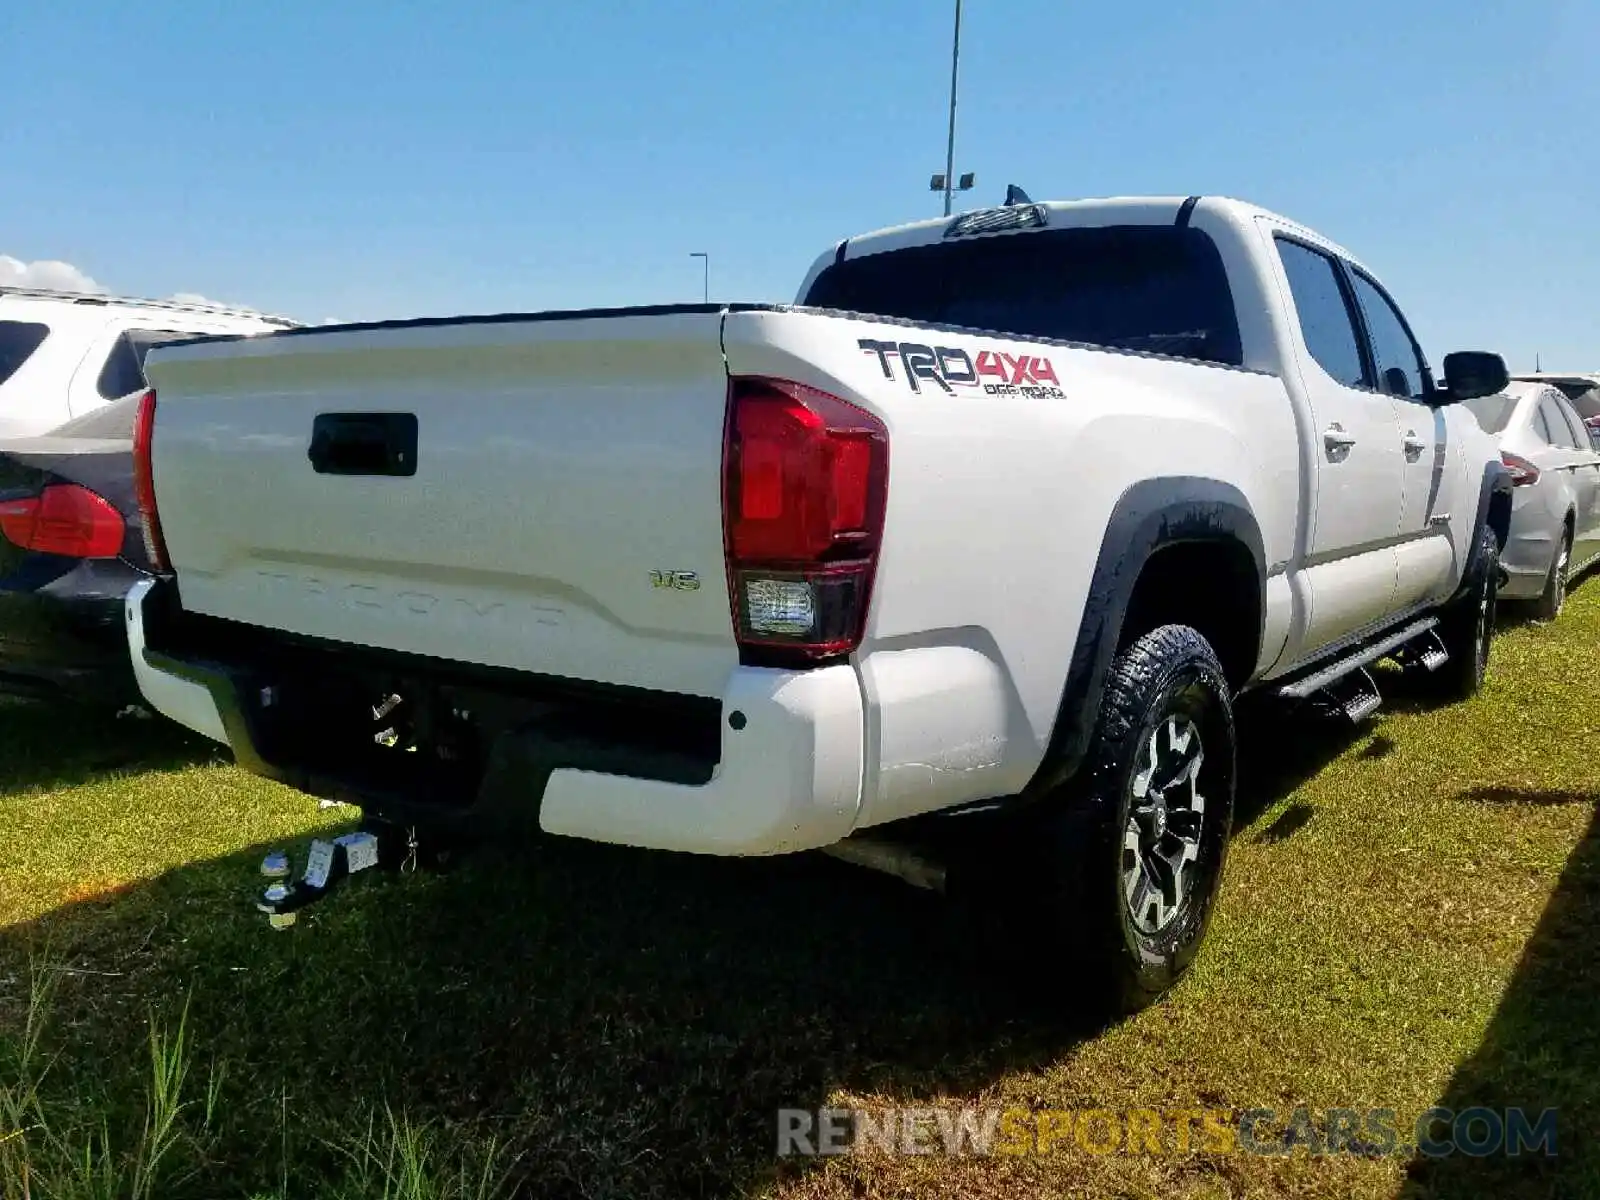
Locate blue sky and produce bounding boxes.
[2,0,1594,370]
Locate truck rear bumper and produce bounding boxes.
[126,580,865,856]
[128,580,231,742]
[538,665,863,854]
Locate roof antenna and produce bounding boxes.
[1003,184,1032,207]
[1536,351,1542,372]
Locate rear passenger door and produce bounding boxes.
[1345,269,1455,609]
[1543,392,1600,562]
[1272,235,1403,650]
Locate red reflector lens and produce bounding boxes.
[723,377,889,665]
[830,436,872,531]
[132,388,170,570]
[1502,450,1540,486]
[0,484,124,558]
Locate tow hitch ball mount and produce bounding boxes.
[255,827,403,929]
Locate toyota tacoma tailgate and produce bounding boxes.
[142,308,738,698]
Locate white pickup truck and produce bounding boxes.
[129,194,1512,1013]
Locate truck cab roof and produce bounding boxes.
[799,195,1370,303]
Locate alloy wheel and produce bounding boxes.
[1122,714,1207,935]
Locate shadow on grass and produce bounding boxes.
[0,698,216,795]
[1403,794,1599,1198]
[0,700,1371,1198]
[1233,695,1366,830]
[1255,802,1315,844]
[1492,601,1543,635]
[1457,785,1597,806]
[1359,733,1396,760]
[0,830,1089,1198]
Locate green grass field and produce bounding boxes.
[2,586,1597,1199]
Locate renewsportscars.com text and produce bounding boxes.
[776,1105,1557,1159]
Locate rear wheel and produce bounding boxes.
[1532,527,1571,621]
[956,625,1236,1018]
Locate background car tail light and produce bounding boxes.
[1502,450,1540,487]
[0,484,125,558]
[131,388,170,570]
[722,376,888,665]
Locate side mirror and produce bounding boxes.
[1441,351,1510,402]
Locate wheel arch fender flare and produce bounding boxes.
[1459,460,1514,599]
[1025,476,1265,798]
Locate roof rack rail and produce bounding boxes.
[0,285,301,326]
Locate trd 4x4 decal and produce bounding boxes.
[858,338,1065,399]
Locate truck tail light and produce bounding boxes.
[722,376,888,666]
[1502,450,1540,487]
[131,388,171,570]
[0,484,125,558]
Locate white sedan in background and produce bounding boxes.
[1464,380,1600,618]
[1511,372,1600,443]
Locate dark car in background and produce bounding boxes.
[0,392,150,706]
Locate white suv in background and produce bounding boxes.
[0,288,296,437]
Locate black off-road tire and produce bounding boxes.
[1426,524,1500,701]
[954,624,1237,1019]
[1531,525,1571,622]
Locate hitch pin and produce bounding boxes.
[402,826,419,875]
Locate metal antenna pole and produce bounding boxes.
[943,0,963,217]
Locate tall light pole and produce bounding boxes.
[690,252,709,303]
[928,0,973,215]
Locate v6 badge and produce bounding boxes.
[650,570,701,592]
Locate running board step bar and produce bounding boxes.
[822,836,947,893]
[1277,616,1441,701]
[1337,668,1383,722]
[1416,630,1450,672]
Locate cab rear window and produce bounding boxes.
[0,320,49,387]
[803,224,1244,368]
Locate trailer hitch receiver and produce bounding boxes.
[256,830,382,929]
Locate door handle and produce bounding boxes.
[1323,424,1357,453]
[1403,432,1428,458]
[308,412,418,477]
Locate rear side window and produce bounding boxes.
[96,328,194,400]
[1541,395,1585,451]
[1554,382,1600,419]
[1275,240,1368,390]
[802,224,1244,367]
[0,320,50,387]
